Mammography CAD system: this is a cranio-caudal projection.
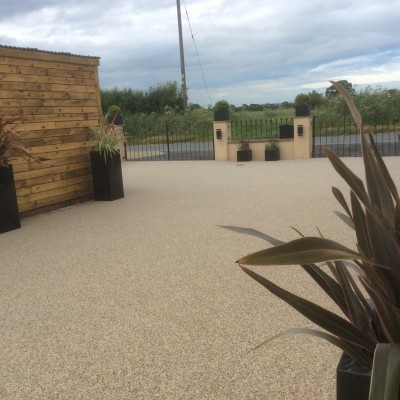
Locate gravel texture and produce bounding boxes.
[1,157,399,400]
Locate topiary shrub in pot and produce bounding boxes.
[214,100,230,121]
[89,114,125,201]
[221,81,400,400]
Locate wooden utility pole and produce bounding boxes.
[176,0,188,110]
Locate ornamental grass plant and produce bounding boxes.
[89,113,125,161]
[0,115,33,166]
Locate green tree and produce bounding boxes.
[325,80,354,97]
[100,81,183,115]
[308,90,325,109]
[294,93,310,106]
[145,81,183,113]
[281,101,294,108]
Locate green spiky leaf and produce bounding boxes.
[238,237,366,266]
[369,343,400,400]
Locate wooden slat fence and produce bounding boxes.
[0,46,101,215]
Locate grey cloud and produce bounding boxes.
[2,0,400,105]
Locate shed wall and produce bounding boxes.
[0,46,101,215]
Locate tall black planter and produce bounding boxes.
[0,165,21,234]
[336,352,400,400]
[90,151,124,201]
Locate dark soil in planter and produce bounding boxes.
[0,165,21,233]
[90,151,124,201]
[237,149,252,162]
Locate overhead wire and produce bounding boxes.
[182,0,212,107]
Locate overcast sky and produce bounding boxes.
[1,0,400,106]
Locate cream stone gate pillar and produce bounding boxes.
[293,115,313,159]
[213,120,231,161]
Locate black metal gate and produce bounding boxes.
[312,116,400,157]
[124,121,215,161]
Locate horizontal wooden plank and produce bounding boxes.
[0,72,95,86]
[14,161,90,181]
[0,89,98,100]
[0,81,98,93]
[18,180,91,204]
[54,120,99,129]
[11,119,98,132]
[17,121,56,131]
[21,134,90,148]
[18,187,93,212]
[0,82,52,91]
[31,175,92,194]
[0,98,99,107]
[12,154,90,173]
[0,56,97,71]
[51,84,98,93]
[7,127,91,139]
[0,49,99,66]
[17,175,92,196]
[14,167,92,189]
[0,64,94,79]
[8,112,99,123]
[0,107,98,118]
[25,141,94,154]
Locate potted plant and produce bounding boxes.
[89,114,125,201]
[214,100,230,121]
[236,140,252,162]
[265,140,280,161]
[222,81,400,399]
[107,105,123,125]
[0,115,34,233]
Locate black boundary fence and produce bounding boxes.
[231,118,293,140]
[312,116,400,157]
[123,115,400,161]
[125,121,214,161]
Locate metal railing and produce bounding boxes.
[231,118,293,140]
[124,121,214,161]
[313,116,400,157]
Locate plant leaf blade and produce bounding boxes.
[238,237,365,266]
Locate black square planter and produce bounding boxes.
[237,149,252,162]
[90,151,124,201]
[214,110,230,121]
[337,352,400,399]
[265,148,280,161]
[295,104,310,117]
[0,165,21,234]
[336,353,372,400]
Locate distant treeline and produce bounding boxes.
[101,80,400,124]
[296,80,400,123]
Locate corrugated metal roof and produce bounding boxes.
[0,44,100,59]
